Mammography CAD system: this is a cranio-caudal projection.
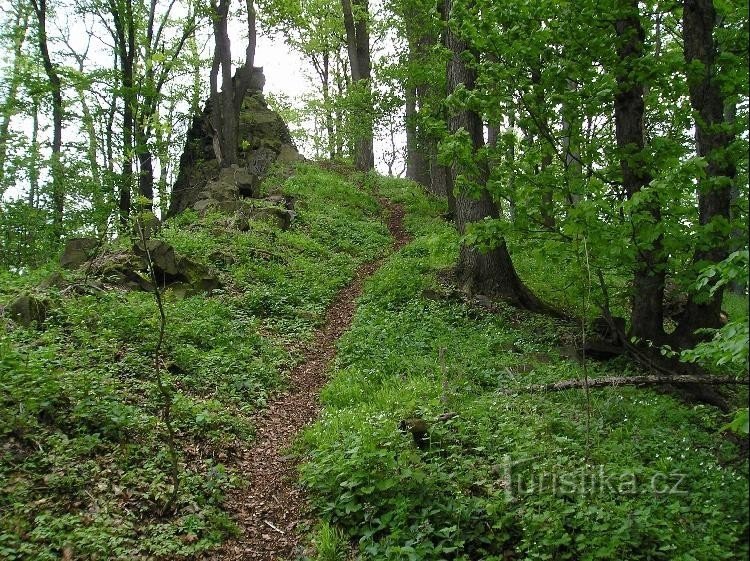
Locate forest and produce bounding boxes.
[0,0,748,559]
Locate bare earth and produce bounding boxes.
[205,200,410,561]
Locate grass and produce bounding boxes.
[299,175,749,561]
[0,163,391,560]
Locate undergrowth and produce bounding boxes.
[300,176,749,561]
[0,163,390,559]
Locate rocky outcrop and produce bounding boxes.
[61,238,99,269]
[168,73,303,217]
[6,294,49,327]
[59,238,221,296]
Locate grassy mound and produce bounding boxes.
[0,164,391,559]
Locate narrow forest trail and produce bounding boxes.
[206,200,411,561]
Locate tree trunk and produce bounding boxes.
[405,41,429,186]
[530,65,555,228]
[135,124,155,208]
[674,0,737,343]
[111,0,136,227]
[28,99,40,207]
[443,0,548,312]
[209,0,256,167]
[613,0,666,343]
[561,79,583,205]
[31,0,64,237]
[322,52,335,159]
[341,0,374,171]
[0,4,29,195]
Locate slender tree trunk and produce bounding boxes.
[135,124,155,207]
[726,100,746,295]
[443,0,547,311]
[613,0,666,343]
[334,51,346,158]
[111,0,136,226]
[405,40,429,186]
[530,65,555,228]
[674,0,737,342]
[341,0,374,170]
[0,5,29,194]
[561,79,583,205]
[189,7,201,117]
[31,0,64,237]
[539,152,554,228]
[28,100,40,207]
[322,52,335,159]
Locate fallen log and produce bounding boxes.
[502,375,749,395]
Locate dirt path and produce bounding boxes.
[205,200,410,561]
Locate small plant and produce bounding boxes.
[310,521,348,561]
[134,207,180,515]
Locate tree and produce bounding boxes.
[209,0,257,167]
[30,0,64,237]
[612,0,667,343]
[341,0,374,170]
[442,0,548,311]
[0,1,30,195]
[674,0,741,344]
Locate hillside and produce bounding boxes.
[1,162,748,560]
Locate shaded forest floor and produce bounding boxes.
[1,163,748,560]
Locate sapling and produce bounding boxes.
[134,205,179,515]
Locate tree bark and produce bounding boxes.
[28,99,40,207]
[613,0,666,343]
[674,0,738,343]
[561,79,583,206]
[31,0,64,237]
[341,0,374,170]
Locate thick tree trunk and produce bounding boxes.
[613,0,666,343]
[443,0,547,312]
[31,0,64,237]
[341,0,374,171]
[674,0,738,342]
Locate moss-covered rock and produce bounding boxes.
[60,237,99,269]
[6,293,49,327]
[169,74,301,217]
